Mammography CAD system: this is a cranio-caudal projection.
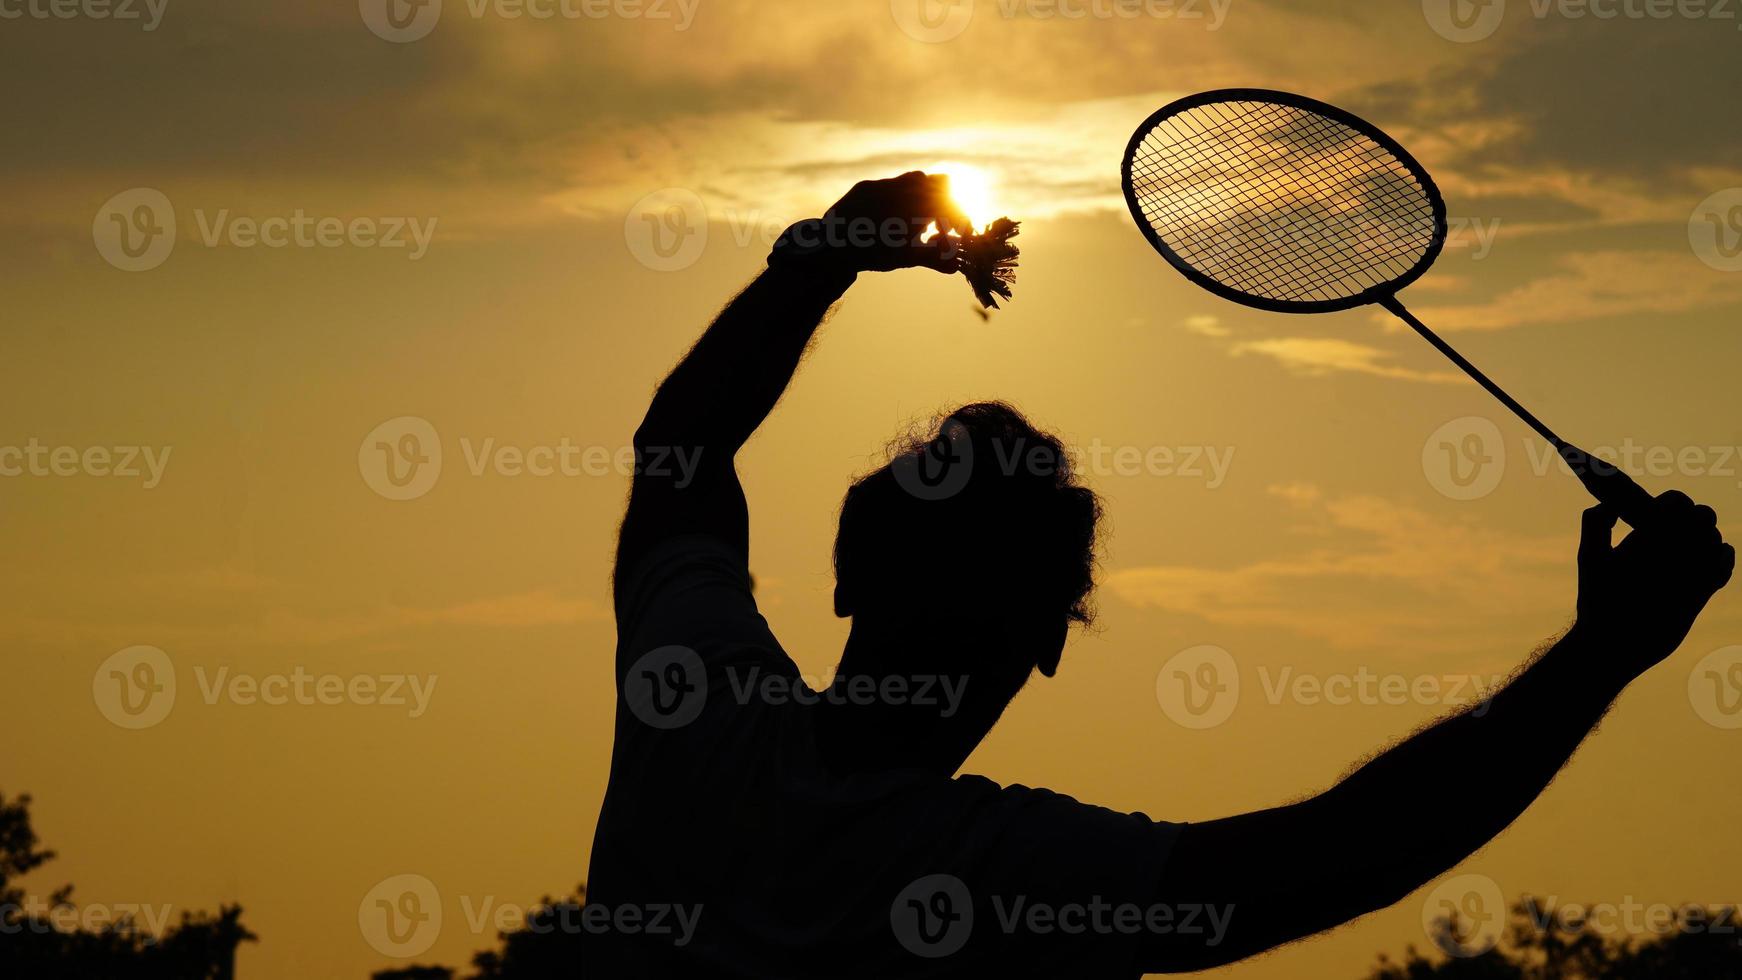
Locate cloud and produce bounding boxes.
[0,0,1500,240]
[0,581,606,651]
[1267,481,1323,507]
[1404,251,1742,331]
[1105,493,1570,653]
[545,92,1170,225]
[398,590,606,628]
[1228,337,1466,384]
[1180,314,1231,337]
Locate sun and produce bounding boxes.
[933,162,998,230]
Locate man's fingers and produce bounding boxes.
[917,173,973,236]
[1717,543,1737,590]
[1656,489,1695,515]
[1580,503,1618,569]
[915,237,963,274]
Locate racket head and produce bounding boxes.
[1122,88,1447,314]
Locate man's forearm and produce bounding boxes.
[635,265,855,455]
[1152,627,1635,969]
[1312,624,1630,903]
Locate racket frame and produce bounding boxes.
[1121,87,1448,315]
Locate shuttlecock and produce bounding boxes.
[959,217,1020,310]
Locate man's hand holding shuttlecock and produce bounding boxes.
[768,171,1020,309]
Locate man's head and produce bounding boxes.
[824,402,1102,772]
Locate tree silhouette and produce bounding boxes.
[0,791,256,980]
[1370,896,1742,979]
[371,887,588,980]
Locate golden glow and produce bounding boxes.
[10,9,1742,980]
[934,161,998,229]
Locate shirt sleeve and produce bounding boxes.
[958,780,1183,976]
[613,532,790,685]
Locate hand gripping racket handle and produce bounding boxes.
[1379,296,1657,528]
[1555,440,1656,528]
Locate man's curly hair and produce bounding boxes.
[833,401,1103,628]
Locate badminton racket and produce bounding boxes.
[1121,88,1656,526]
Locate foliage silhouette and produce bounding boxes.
[0,791,256,980]
[1370,896,1742,979]
[371,887,588,980]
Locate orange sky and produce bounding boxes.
[4,1,1742,977]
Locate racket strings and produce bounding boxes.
[1128,99,1437,304]
[1135,102,1422,296]
[1144,109,1418,298]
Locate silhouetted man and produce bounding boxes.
[587,172,1735,976]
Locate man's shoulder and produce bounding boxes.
[615,532,752,615]
[613,532,786,681]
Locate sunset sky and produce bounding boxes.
[4,1,1742,976]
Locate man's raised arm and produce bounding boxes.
[1140,492,1734,972]
[616,173,968,582]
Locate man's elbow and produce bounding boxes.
[630,421,661,458]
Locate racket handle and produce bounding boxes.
[1556,440,1655,527]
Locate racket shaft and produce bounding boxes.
[1380,295,1560,444]
[1379,295,1657,527]
[1558,441,1657,526]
